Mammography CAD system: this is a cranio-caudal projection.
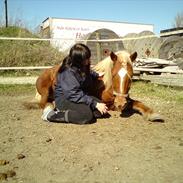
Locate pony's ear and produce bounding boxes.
[110,52,117,61]
[130,52,137,62]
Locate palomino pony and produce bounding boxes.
[35,64,61,108]
[35,50,164,122]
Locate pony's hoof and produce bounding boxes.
[148,113,165,122]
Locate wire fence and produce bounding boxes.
[0,28,183,71]
[0,28,183,42]
[0,34,159,42]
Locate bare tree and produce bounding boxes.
[173,11,183,28]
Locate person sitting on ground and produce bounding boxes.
[42,43,109,124]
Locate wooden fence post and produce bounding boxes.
[96,32,101,62]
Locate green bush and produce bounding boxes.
[0,26,65,67]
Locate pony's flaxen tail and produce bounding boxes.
[23,91,41,109]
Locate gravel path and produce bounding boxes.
[0,76,38,84]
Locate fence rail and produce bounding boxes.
[0,66,52,71]
[0,34,158,42]
[0,29,183,42]
[0,66,183,75]
[1,29,183,74]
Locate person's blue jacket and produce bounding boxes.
[54,66,99,109]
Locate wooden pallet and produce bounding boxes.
[133,73,183,87]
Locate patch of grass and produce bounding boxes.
[0,70,42,77]
[130,81,183,104]
[0,84,35,96]
[1,82,183,105]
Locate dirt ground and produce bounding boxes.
[0,87,183,183]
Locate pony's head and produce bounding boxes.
[93,50,137,111]
[112,50,137,111]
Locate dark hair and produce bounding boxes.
[59,43,91,72]
[69,43,91,68]
[58,56,71,72]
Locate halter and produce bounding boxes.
[113,67,132,98]
[113,91,129,97]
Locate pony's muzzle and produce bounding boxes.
[114,96,128,112]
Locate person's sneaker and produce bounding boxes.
[41,105,54,121]
[47,111,65,123]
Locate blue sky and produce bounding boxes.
[0,0,183,34]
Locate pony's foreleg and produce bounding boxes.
[23,91,41,109]
[128,98,164,122]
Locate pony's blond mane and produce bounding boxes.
[92,50,132,91]
[93,56,113,91]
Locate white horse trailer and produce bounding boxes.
[41,17,154,53]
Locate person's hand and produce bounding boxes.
[96,102,108,115]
